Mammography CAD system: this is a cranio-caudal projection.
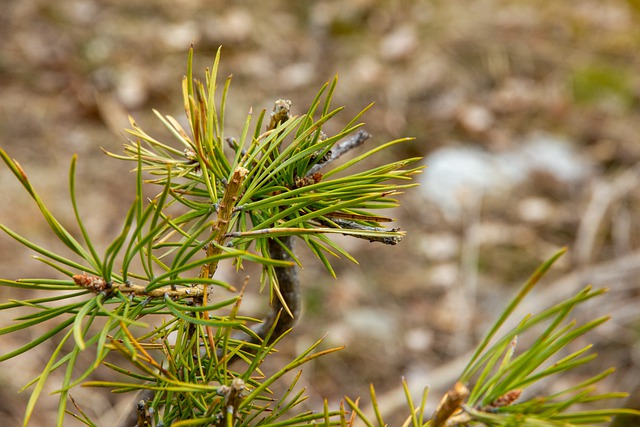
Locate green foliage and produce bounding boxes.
[0,47,636,427]
[571,64,634,109]
[0,46,419,426]
[348,248,639,427]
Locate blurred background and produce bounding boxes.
[1,0,640,425]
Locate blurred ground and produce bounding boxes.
[1,0,640,426]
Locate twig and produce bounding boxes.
[268,99,292,130]
[223,235,301,352]
[257,236,301,339]
[245,100,301,344]
[199,166,249,279]
[218,378,246,427]
[430,382,470,427]
[317,217,403,245]
[136,400,153,427]
[305,129,371,176]
[356,351,472,426]
[72,274,205,299]
[209,100,303,358]
[574,164,640,265]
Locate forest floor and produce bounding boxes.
[1,1,640,426]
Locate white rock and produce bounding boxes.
[419,134,592,219]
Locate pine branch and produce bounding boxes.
[430,382,470,427]
[199,166,249,279]
[305,129,371,177]
[2,46,422,426]
[72,273,205,300]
